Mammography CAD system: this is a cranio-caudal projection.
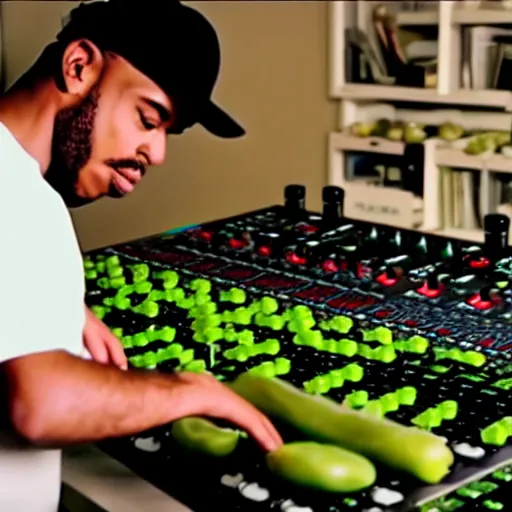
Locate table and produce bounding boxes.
[61,445,191,511]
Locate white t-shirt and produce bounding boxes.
[0,122,86,511]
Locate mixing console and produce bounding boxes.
[83,185,511,511]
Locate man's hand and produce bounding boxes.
[171,371,283,452]
[3,352,283,453]
[83,306,128,370]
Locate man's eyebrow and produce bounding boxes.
[141,97,172,122]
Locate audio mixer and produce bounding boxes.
[83,185,511,511]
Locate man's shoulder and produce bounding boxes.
[0,122,40,181]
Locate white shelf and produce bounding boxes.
[436,148,512,173]
[333,84,512,110]
[396,10,439,26]
[330,132,405,155]
[452,6,512,25]
[328,1,512,238]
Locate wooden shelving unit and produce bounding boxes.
[328,0,512,242]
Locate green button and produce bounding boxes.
[328,369,344,388]
[267,315,286,330]
[406,335,429,354]
[184,360,207,373]
[85,269,98,280]
[439,400,458,420]
[362,326,393,345]
[109,276,126,289]
[338,339,358,357]
[262,338,280,355]
[396,386,417,406]
[483,500,504,510]
[274,357,291,375]
[194,293,211,307]
[189,278,211,294]
[142,352,157,368]
[238,330,255,346]
[346,390,369,408]
[179,349,194,365]
[328,315,353,334]
[133,332,150,347]
[84,258,95,269]
[379,393,399,413]
[261,296,279,315]
[95,261,106,273]
[342,363,364,382]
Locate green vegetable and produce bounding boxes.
[266,441,376,493]
[349,122,374,138]
[404,122,427,143]
[438,122,464,141]
[230,374,454,484]
[170,417,240,457]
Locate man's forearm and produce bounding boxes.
[3,351,188,445]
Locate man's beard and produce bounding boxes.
[45,87,99,208]
[45,87,146,208]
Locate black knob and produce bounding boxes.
[255,232,283,257]
[296,242,321,267]
[385,265,397,280]
[322,186,344,226]
[210,231,230,248]
[479,285,493,302]
[426,272,439,291]
[484,213,510,259]
[284,184,306,212]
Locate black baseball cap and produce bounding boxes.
[56,0,244,138]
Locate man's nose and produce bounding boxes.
[143,132,167,167]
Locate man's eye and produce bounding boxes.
[138,109,157,130]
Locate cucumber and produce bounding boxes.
[230,374,454,484]
[170,417,240,457]
[267,441,376,493]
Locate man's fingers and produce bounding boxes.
[260,412,283,449]
[86,337,109,365]
[239,410,282,453]
[106,336,128,370]
[219,396,283,453]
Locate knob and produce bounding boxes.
[284,184,306,214]
[322,186,344,227]
[484,213,510,260]
[426,272,439,291]
[255,232,282,258]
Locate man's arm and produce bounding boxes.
[1,350,282,451]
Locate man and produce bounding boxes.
[0,1,282,510]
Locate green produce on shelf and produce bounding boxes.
[438,122,464,141]
[404,122,427,143]
[371,118,392,137]
[386,121,405,141]
[349,121,375,137]
[464,131,511,155]
[266,441,376,493]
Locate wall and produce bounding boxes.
[2,1,337,251]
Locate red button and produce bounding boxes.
[467,293,493,310]
[322,259,338,272]
[286,252,306,265]
[198,230,212,242]
[469,257,490,269]
[416,282,442,298]
[257,246,271,257]
[228,238,246,249]
[297,224,318,234]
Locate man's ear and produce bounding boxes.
[61,39,104,98]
